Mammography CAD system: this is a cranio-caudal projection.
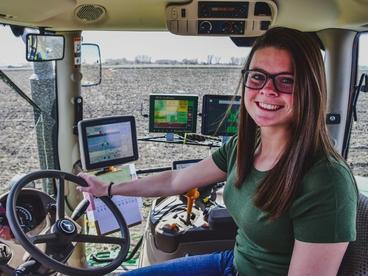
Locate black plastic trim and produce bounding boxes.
[342,32,361,159]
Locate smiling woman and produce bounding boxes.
[78,27,358,276]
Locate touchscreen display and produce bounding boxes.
[78,116,138,170]
[201,94,240,136]
[86,122,134,165]
[149,94,198,133]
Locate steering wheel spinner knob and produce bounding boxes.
[57,219,76,234]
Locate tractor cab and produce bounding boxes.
[0,0,367,275]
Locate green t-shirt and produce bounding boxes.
[212,136,358,276]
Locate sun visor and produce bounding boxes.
[0,0,76,23]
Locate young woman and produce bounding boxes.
[78,27,358,276]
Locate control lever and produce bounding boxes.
[185,188,200,224]
[14,260,38,276]
[0,243,11,264]
[71,199,90,221]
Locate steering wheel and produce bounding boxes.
[6,170,130,276]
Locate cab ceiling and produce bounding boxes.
[0,0,368,32]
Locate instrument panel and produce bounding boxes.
[166,0,277,37]
[0,191,51,240]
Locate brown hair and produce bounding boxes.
[236,27,340,219]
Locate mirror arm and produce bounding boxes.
[39,27,45,35]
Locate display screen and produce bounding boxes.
[149,94,198,133]
[78,116,138,170]
[211,7,237,12]
[198,2,248,18]
[201,94,240,136]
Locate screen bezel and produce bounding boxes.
[149,94,198,133]
[201,94,241,136]
[172,159,202,170]
[78,116,139,171]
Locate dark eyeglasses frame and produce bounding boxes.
[241,68,294,94]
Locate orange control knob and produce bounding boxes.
[185,188,200,223]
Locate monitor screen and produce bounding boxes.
[149,94,198,133]
[201,94,241,136]
[78,116,138,171]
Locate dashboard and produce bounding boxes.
[0,189,54,240]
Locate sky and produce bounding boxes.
[82,31,249,63]
[0,25,368,66]
[0,26,248,66]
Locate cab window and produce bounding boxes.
[347,33,368,177]
[0,26,58,194]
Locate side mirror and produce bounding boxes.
[26,34,64,62]
[81,43,102,87]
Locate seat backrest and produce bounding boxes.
[338,193,368,275]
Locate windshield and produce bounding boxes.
[81,31,248,170]
[0,29,248,194]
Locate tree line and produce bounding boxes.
[104,55,247,66]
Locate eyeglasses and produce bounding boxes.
[242,69,294,94]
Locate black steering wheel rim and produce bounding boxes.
[6,170,130,276]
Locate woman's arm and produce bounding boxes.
[288,240,348,276]
[78,157,226,197]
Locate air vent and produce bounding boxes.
[75,4,106,23]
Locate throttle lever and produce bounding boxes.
[71,199,90,221]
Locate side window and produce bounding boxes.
[347,33,368,177]
[0,26,58,194]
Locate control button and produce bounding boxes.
[260,21,271,30]
[199,21,212,34]
[221,21,245,35]
[178,20,188,33]
[168,20,178,33]
[222,22,232,33]
[171,8,178,19]
[326,113,341,124]
[255,2,271,16]
[239,7,247,16]
[200,7,210,18]
[233,21,245,34]
[181,8,186,18]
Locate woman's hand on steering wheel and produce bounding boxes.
[77,173,108,197]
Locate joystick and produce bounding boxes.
[185,188,199,224]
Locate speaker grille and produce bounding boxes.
[75,4,106,23]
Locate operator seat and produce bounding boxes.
[338,193,368,275]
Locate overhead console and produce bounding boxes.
[166,0,277,37]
